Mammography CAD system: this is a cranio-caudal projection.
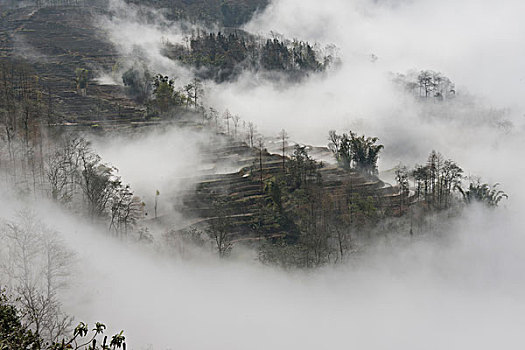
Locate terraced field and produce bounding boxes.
[0,4,408,241]
[171,138,407,240]
[0,5,144,126]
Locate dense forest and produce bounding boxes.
[162,31,331,82]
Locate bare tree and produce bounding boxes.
[278,129,289,171]
[223,109,232,136]
[109,184,144,237]
[395,165,409,213]
[209,107,219,132]
[232,115,240,138]
[0,211,73,345]
[207,198,233,257]
[256,137,265,193]
[78,150,119,221]
[247,122,256,148]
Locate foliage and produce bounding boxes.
[411,151,463,209]
[0,290,41,350]
[122,66,152,103]
[50,322,125,350]
[46,135,144,232]
[457,181,508,207]
[286,145,321,189]
[395,70,456,100]
[74,68,89,93]
[164,32,329,83]
[207,196,233,257]
[151,74,185,113]
[328,130,384,175]
[0,291,127,350]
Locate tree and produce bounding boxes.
[0,289,41,349]
[109,184,144,237]
[122,66,152,103]
[183,77,203,109]
[154,189,160,219]
[78,150,119,221]
[0,293,127,350]
[207,197,233,257]
[74,68,89,97]
[232,115,240,138]
[46,136,85,203]
[278,129,288,171]
[0,211,73,346]
[457,181,507,207]
[223,109,232,136]
[411,151,463,209]
[247,122,256,148]
[395,165,409,213]
[287,145,320,189]
[256,137,265,192]
[152,74,183,113]
[328,130,384,175]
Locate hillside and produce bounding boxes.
[0,5,145,127]
[0,0,269,27]
[125,0,269,27]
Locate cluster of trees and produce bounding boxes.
[328,130,384,175]
[121,69,203,116]
[409,150,464,209]
[252,141,383,267]
[0,212,72,347]
[395,150,507,212]
[47,136,144,235]
[395,70,456,100]
[0,62,143,236]
[0,212,126,349]
[457,182,508,207]
[0,61,54,194]
[255,132,507,267]
[164,32,329,82]
[0,64,134,348]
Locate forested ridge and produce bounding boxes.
[162,31,331,82]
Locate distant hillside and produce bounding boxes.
[0,0,269,27]
[125,0,269,27]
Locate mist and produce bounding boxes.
[87,1,525,348]
[2,186,525,349]
[2,0,525,349]
[208,0,525,174]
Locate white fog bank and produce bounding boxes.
[1,190,524,350]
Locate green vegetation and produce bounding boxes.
[74,68,89,96]
[164,32,330,82]
[328,130,384,175]
[1,290,126,350]
[457,181,508,207]
[0,291,40,349]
